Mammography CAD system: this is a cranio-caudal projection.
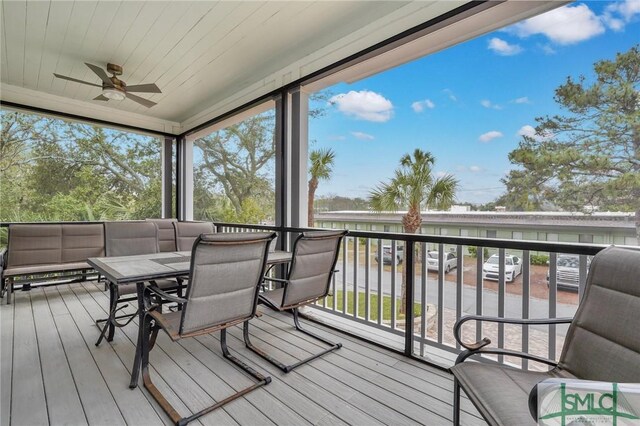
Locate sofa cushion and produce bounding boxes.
[145,219,177,252]
[7,224,62,267]
[4,261,91,277]
[174,221,215,251]
[105,221,159,257]
[61,223,105,263]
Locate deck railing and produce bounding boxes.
[214,222,605,370]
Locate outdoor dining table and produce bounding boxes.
[88,249,293,388]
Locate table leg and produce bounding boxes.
[129,282,145,389]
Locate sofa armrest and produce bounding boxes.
[0,247,6,275]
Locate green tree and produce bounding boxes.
[369,148,458,313]
[501,45,640,240]
[308,148,335,227]
[194,112,275,223]
[369,149,458,233]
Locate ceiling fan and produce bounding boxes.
[53,63,161,108]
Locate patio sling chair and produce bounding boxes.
[140,232,276,426]
[96,221,181,346]
[244,230,347,373]
[450,246,640,426]
[173,221,216,251]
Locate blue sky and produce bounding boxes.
[309,1,640,205]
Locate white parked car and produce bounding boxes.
[482,254,522,283]
[426,251,457,273]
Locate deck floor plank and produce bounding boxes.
[10,290,49,425]
[3,281,485,426]
[0,294,14,426]
[72,282,200,426]
[30,289,87,426]
[259,311,483,423]
[54,284,166,426]
[44,287,126,426]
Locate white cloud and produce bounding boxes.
[540,44,557,55]
[487,37,523,55]
[479,130,503,143]
[604,0,640,31]
[513,96,530,104]
[436,171,448,178]
[443,89,458,102]
[329,90,393,122]
[480,99,503,110]
[518,124,553,141]
[517,125,537,139]
[469,165,482,173]
[509,4,605,45]
[350,131,374,141]
[411,99,435,113]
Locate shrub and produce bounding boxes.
[468,246,490,258]
[530,254,549,265]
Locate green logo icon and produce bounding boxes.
[538,381,640,425]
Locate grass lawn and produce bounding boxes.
[322,290,422,322]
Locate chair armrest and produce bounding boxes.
[144,285,187,305]
[454,315,573,350]
[453,315,572,365]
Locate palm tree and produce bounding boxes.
[308,148,336,227]
[369,148,458,313]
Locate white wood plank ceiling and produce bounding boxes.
[1,1,476,133]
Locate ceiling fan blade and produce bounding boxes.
[85,63,112,85]
[93,95,109,101]
[125,83,162,93]
[126,92,156,108]
[53,73,102,88]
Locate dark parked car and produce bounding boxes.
[375,245,404,265]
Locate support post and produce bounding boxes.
[404,240,415,356]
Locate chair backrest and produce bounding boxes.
[145,219,177,252]
[281,230,346,309]
[173,221,215,251]
[7,224,62,267]
[180,232,275,335]
[104,221,159,257]
[61,223,105,263]
[559,246,640,382]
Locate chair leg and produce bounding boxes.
[143,326,271,426]
[453,377,461,426]
[5,277,13,305]
[244,308,342,373]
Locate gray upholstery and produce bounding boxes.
[180,232,275,335]
[104,221,159,257]
[265,231,344,309]
[453,364,575,426]
[6,223,104,274]
[451,246,640,426]
[62,224,105,263]
[7,224,62,267]
[145,219,177,252]
[173,221,215,251]
[559,246,640,382]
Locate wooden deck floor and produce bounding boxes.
[1,281,483,426]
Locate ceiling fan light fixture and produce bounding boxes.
[102,87,125,101]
